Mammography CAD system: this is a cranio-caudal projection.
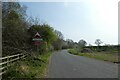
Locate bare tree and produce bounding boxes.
[95,39,103,46]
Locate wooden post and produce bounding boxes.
[7,57,9,70]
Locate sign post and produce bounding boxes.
[32,32,43,53]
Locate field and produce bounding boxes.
[68,49,119,63]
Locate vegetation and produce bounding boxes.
[52,30,64,50]
[2,2,63,79]
[68,39,119,63]
[2,51,52,79]
[2,2,119,79]
[68,48,78,55]
[2,2,59,56]
[95,39,103,46]
[78,39,87,52]
[68,47,119,63]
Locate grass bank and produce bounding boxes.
[2,51,52,79]
[68,49,119,63]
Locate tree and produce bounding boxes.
[62,40,69,49]
[2,2,27,20]
[77,39,87,52]
[95,39,103,52]
[28,24,57,52]
[66,39,75,48]
[2,2,65,56]
[2,2,28,48]
[52,30,64,50]
[95,39,103,46]
[55,30,64,39]
[53,38,63,50]
[2,2,29,56]
[78,39,87,48]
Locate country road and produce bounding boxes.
[48,50,118,78]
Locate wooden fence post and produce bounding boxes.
[7,56,9,70]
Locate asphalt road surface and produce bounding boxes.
[48,50,118,78]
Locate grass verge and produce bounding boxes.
[68,49,119,63]
[2,51,52,79]
[68,49,78,55]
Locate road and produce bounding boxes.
[48,50,118,78]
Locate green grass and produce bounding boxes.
[68,49,119,63]
[68,49,78,55]
[2,51,52,79]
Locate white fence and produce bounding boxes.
[0,49,31,75]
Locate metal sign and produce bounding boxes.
[32,38,43,41]
[34,32,41,38]
[32,32,43,45]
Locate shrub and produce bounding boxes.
[68,49,79,55]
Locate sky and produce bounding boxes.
[20,0,119,45]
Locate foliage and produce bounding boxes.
[52,30,64,50]
[2,52,52,79]
[78,39,87,48]
[86,45,119,52]
[2,2,29,56]
[2,2,58,56]
[62,40,69,49]
[68,49,119,63]
[2,2,119,79]
[53,38,63,50]
[79,52,119,62]
[68,48,79,55]
[2,2,62,79]
[95,39,103,46]
[28,24,57,52]
[77,39,87,52]
[66,39,75,48]
[2,2,27,19]
[55,30,64,39]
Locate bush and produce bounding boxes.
[68,49,79,55]
[81,48,93,53]
[2,51,52,79]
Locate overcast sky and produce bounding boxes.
[20,0,119,45]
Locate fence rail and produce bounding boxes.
[0,49,31,75]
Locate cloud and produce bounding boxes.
[63,0,69,7]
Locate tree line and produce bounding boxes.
[2,2,82,56]
[2,2,64,56]
[2,2,118,57]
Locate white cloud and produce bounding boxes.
[63,0,69,7]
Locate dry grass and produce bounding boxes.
[2,51,52,79]
[68,49,119,63]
